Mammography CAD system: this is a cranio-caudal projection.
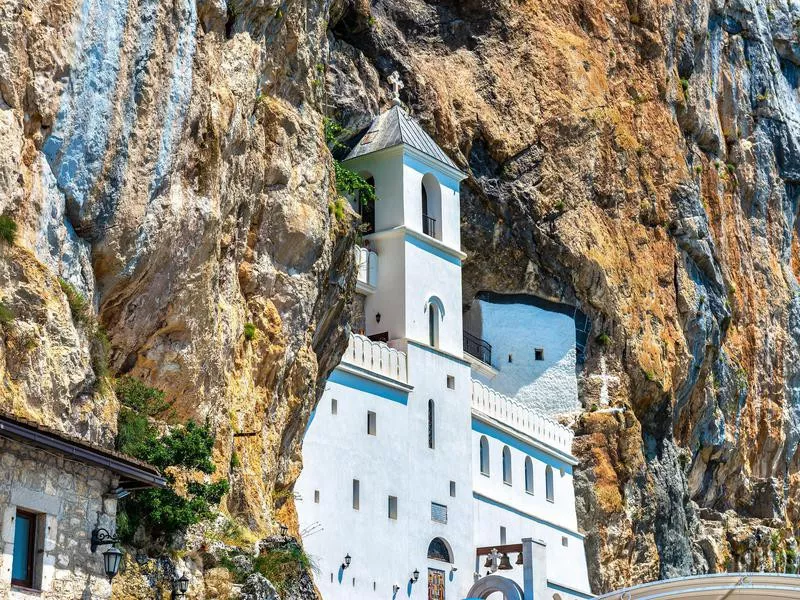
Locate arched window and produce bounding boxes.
[427,537,453,563]
[479,436,490,476]
[428,399,436,449]
[502,446,512,485]
[421,174,442,240]
[428,302,440,348]
[525,457,534,495]
[545,465,554,502]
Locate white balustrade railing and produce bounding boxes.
[354,246,378,289]
[342,332,408,384]
[471,379,574,454]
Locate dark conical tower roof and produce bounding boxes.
[345,105,460,172]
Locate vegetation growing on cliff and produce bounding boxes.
[116,378,229,543]
[324,118,377,206]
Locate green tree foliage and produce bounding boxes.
[115,378,228,542]
[0,215,17,244]
[324,118,377,207]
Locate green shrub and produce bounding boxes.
[253,544,314,594]
[324,118,377,207]
[115,379,227,542]
[555,200,565,211]
[91,327,111,381]
[230,451,241,469]
[58,278,89,323]
[0,216,17,244]
[726,163,735,174]
[644,369,657,382]
[595,333,612,348]
[680,78,690,93]
[0,302,14,326]
[244,322,257,341]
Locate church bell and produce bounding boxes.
[516,552,524,565]
[498,554,513,570]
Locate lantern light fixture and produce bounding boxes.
[375,312,381,323]
[342,554,352,570]
[102,546,123,582]
[411,569,420,583]
[175,573,190,595]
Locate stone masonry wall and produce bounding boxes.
[0,437,118,599]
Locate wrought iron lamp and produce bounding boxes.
[90,526,123,581]
[411,569,420,583]
[102,546,123,581]
[172,573,190,598]
[342,554,352,570]
[375,312,381,323]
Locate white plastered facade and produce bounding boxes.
[296,108,592,600]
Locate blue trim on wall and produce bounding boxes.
[472,418,573,473]
[328,369,409,404]
[405,233,462,266]
[403,154,461,190]
[548,580,594,599]
[473,492,585,540]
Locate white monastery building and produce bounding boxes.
[296,80,592,600]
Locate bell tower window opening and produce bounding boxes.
[421,174,442,240]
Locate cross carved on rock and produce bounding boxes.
[589,356,620,406]
[388,71,404,106]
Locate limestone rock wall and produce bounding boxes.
[325,0,800,593]
[0,0,354,576]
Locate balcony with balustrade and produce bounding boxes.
[340,332,409,387]
[354,245,378,294]
[470,379,574,457]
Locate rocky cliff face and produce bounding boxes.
[0,0,353,571]
[3,0,800,596]
[326,0,800,593]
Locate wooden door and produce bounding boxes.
[428,568,445,600]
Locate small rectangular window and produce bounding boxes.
[431,502,448,523]
[500,526,507,544]
[314,490,320,503]
[331,398,338,414]
[446,375,455,389]
[388,496,398,520]
[508,354,513,363]
[352,479,360,510]
[367,411,376,436]
[534,348,544,361]
[12,509,37,588]
[562,536,569,547]
[449,481,456,497]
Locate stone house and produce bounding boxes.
[0,411,165,599]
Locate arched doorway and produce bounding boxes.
[427,538,452,600]
[465,575,524,600]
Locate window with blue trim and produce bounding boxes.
[12,509,37,588]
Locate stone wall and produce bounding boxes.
[0,437,117,599]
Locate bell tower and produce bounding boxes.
[343,73,467,356]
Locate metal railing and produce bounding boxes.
[463,331,492,365]
[422,214,437,238]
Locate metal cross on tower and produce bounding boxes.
[589,356,620,406]
[388,71,404,106]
